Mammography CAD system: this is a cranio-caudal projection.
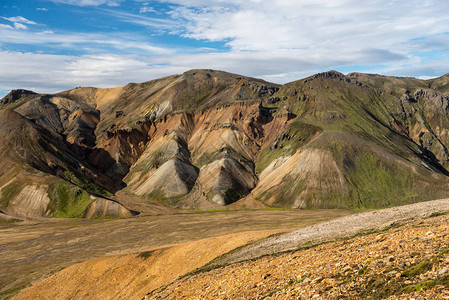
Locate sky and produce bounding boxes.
[1,0,449,97]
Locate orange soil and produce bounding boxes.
[13,229,285,300]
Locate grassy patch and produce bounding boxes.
[344,151,417,208]
[59,166,111,198]
[256,148,285,174]
[402,258,435,277]
[401,280,436,293]
[47,183,93,218]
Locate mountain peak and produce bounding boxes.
[312,70,346,79]
[0,89,37,106]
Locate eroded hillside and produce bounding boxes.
[1,69,449,217]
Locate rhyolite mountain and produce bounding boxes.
[1,69,449,218]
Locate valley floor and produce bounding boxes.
[0,209,349,299]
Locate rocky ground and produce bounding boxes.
[210,198,449,267]
[148,212,449,299]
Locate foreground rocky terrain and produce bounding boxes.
[1,70,449,219]
[148,202,449,299]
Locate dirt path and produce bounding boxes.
[211,198,449,268]
[0,209,350,299]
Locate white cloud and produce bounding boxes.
[2,16,36,25]
[0,28,175,55]
[106,1,120,7]
[385,56,449,78]
[49,0,124,6]
[100,9,175,29]
[36,8,49,11]
[36,30,54,35]
[0,24,13,29]
[416,76,436,80]
[13,22,27,30]
[1,16,38,30]
[140,6,156,13]
[0,51,186,93]
[0,48,447,96]
[138,0,449,81]
[166,0,449,62]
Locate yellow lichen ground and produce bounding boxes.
[149,214,449,299]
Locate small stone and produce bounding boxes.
[387,271,397,276]
[343,266,352,272]
[427,231,435,236]
[439,267,448,275]
[312,277,323,284]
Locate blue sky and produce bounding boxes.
[1,0,449,96]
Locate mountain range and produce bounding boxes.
[1,69,449,218]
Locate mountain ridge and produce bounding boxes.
[1,69,449,218]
